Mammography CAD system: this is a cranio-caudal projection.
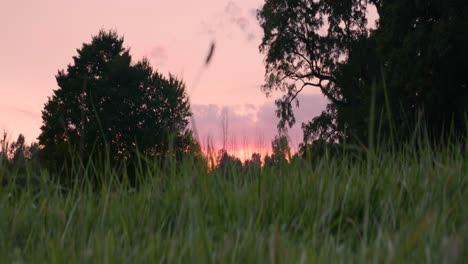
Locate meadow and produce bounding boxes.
[0,141,466,263]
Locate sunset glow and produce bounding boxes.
[0,0,330,159]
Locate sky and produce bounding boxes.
[0,0,331,159]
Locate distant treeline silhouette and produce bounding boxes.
[0,129,308,187]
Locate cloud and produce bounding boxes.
[244,103,256,111]
[201,1,261,42]
[191,104,259,149]
[224,1,259,42]
[148,46,168,66]
[191,93,328,153]
[12,107,41,119]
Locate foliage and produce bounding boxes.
[301,103,342,145]
[38,30,197,174]
[0,132,40,169]
[243,153,262,175]
[375,0,468,139]
[0,131,8,167]
[216,149,243,177]
[269,134,291,168]
[258,0,468,146]
[299,139,341,165]
[0,132,40,187]
[257,0,370,131]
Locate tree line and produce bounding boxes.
[1,130,296,184]
[3,0,468,184]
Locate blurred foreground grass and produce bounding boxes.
[0,143,467,263]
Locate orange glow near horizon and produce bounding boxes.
[216,145,271,162]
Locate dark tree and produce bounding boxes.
[9,134,27,166]
[263,154,274,169]
[0,132,41,186]
[217,149,243,177]
[0,131,9,171]
[271,134,290,166]
[375,0,468,139]
[257,0,371,131]
[301,104,342,145]
[258,0,468,146]
[39,30,197,171]
[243,152,262,176]
[264,135,290,169]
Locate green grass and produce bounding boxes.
[0,143,467,263]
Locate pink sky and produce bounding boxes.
[0,0,332,156]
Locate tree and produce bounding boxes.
[0,132,41,184]
[257,0,371,131]
[0,131,9,173]
[39,30,197,171]
[301,104,342,145]
[264,134,290,169]
[217,149,242,177]
[243,152,262,176]
[9,134,26,166]
[375,0,468,139]
[258,0,468,146]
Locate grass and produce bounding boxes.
[0,143,467,263]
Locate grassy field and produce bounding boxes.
[0,143,467,263]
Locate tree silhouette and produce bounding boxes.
[9,134,26,166]
[271,134,290,166]
[39,30,197,171]
[258,0,370,131]
[0,132,41,183]
[374,0,468,140]
[243,152,262,176]
[217,149,242,177]
[0,131,9,172]
[264,135,290,169]
[258,0,468,146]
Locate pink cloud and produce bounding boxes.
[201,0,261,42]
[148,46,168,66]
[12,107,41,119]
[192,93,328,155]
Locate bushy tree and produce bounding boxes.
[39,30,197,172]
[0,132,41,186]
[264,135,290,169]
[257,0,371,131]
[272,134,290,165]
[217,149,242,177]
[258,0,468,147]
[243,152,262,176]
[9,134,27,166]
[375,0,468,139]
